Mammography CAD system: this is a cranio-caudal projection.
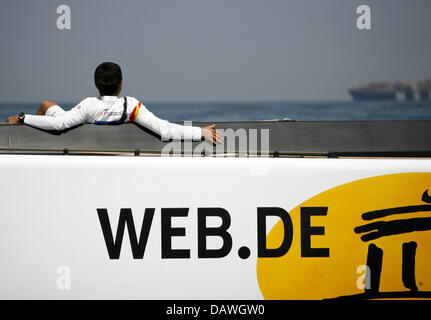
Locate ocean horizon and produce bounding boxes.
[1,100,431,122]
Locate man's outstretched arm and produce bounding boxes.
[6,100,58,123]
[16,103,87,131]
[133,104,223,143]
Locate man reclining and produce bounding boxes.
[6,62,222,144]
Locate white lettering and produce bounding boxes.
[356,264,371,289]
[56,5,71,30]
[356,5,371,30]
[56,265,71,290]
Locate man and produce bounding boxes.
[6,62,223,144]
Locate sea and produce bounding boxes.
[1,101,431,122]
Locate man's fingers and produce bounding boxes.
[215,132,223,142]
[210,128,223,136]
[210,131,217,143]
[202,127,223,144]
[215,133,223,142]
[206,132,216,143]
[210,130,223,144]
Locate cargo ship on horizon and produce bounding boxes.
[349,79,431,101]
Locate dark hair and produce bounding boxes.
[94,62,123,96]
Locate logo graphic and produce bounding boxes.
[257,173,431,300]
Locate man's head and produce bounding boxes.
[94,62,123,96]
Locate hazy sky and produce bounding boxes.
[0,0,430,102]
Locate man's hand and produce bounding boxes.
[201,124,223,144]
[6,115,20,123]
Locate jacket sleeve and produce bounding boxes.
[24,104,88,131]
[132,102,202,141]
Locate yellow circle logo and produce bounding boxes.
[257,173,431,300]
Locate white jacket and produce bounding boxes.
[24,96,202,141]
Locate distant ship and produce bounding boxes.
[349,79,431,101]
